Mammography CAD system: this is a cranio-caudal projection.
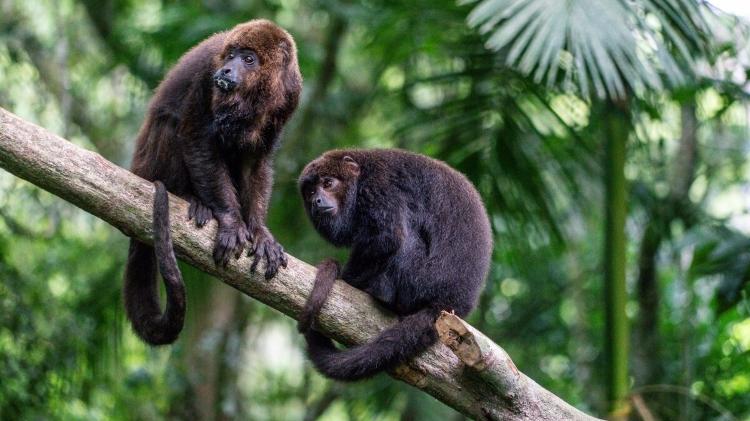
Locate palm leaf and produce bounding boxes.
[464,0,712,98]
[684,225,750,313]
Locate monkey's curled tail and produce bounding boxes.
[123,181,186,345]
[300,264,440,381]
[303,308,439,381]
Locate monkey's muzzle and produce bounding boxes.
[214,76,237,92]
[311,205,335,218]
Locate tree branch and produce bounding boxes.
[0,107,600,421]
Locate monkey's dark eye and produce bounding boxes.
[227,53,235,59]
[244,56,255,65]
[322,178,335,189]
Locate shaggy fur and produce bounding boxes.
[297,149,493,380]
[297,259,340,333]
[125,19,302,345]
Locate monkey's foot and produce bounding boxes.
[213,214,248,267]
[248,226,288,279]
[187,196,213,228]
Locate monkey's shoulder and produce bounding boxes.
[147,32,228,116]
[350,150,478,202]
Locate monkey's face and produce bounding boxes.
[210,20,302,150]
[213,48,259,93]
[299,155,361,246]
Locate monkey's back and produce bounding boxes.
[148,32,227,117]
[327,149,493,315]
[130,32,227,184]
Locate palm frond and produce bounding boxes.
[464,0,712,98]
[683,225,750,312]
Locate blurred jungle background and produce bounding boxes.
[1,0,750,419]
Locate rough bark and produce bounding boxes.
[0,107,600,421]
[434,312,599,420]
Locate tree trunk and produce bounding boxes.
[602,100,630,420]
[633,101,698,387]
[180,283,246,421]
[0,107,601,421]
[633,219,663,386]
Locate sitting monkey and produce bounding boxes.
[298,149,492,380]
[125,20,302,345]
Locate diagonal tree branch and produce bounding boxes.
[0,107,600,421]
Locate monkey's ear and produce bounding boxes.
[342,155,360,176]
[279,39,302,106]
[279,40,292,66]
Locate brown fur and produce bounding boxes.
[125,19,302,345]
[297,259,340,333]
[297,149,492,380]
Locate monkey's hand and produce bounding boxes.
[187,196,213,228]
[213,212,249,267]
[247,225,288,279]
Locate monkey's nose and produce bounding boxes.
[213,70,237,92]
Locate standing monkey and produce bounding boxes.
[126,20,302,345]
[297,149,492,380]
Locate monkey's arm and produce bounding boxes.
[182,137,248,266]
[341,227,402,289]
[240,155,287,278]
[357,214,406,261]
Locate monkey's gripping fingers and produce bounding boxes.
[248,227,287,279]
[187,196,213,228]
[213,214,249,267]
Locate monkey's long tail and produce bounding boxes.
[303,302,440,381]
[297,258,340,333]
[123,181,186,345]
